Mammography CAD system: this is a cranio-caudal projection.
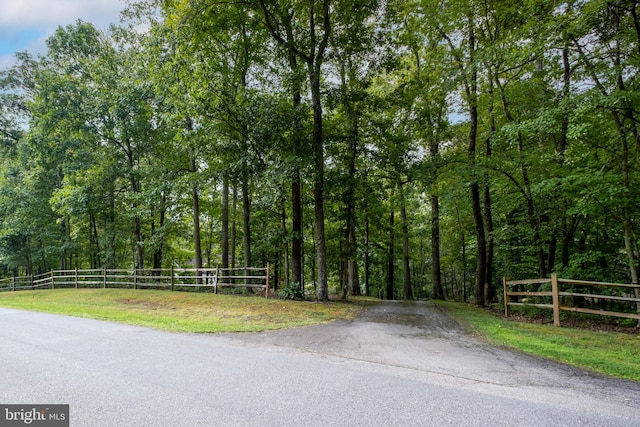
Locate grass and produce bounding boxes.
[0,288,370,333]
[434,300,640,382]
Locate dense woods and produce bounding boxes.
[0,0,639,305]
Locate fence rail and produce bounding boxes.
[0,265,271,298]
[503,273,640,326]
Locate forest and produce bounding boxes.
[0,0,638,305]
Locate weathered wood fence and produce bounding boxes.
[0,265,271,298]
[504,273,640,326]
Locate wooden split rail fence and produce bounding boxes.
[0,265,271,298]
[504,273,640,327]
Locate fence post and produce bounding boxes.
[75,268,79,289]
[103,269,107,289]
[11,276,15,292]
[171,266,175,292]
[30,275,34,290]
[551,273,560,327]
[503,277,509,317]
[51,270,55,289]
[214,265,219,295]
[134,269,138,290]
[265,263,270,299]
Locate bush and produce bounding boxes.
[279,282,305,301]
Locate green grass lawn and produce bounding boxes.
[435,300,640,382]
[0,288,370,333]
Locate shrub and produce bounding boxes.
[279,282,305,301]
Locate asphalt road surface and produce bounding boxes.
[1,301,639,426]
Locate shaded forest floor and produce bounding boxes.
[496,308,640,335]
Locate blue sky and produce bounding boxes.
[0,0,126,68]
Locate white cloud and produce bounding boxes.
[0,0,126,31]
[0,0,127,68]
[0,54,17,70]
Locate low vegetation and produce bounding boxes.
[436,301,640,382]
[0,289,369,333]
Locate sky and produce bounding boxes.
[0,0,127,69]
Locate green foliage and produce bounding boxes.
[0,0,639,307]
[278,282,306,301]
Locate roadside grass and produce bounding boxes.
[0,289,370,333]
[434,300,640,382]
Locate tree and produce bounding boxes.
[250,0,332,300]
[567,0,640,292]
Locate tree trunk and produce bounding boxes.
[152,199,166,271]
[347,220,359,297]
[190,153,202,284]
[340,243,348,300]
[431,193,443,299]
[107,189,116,269]
[521,153,546,278]
[622,143,640,313]
[242,176,251,269]
[453,205,467,301]
[610,9,640,311]
[484,78,495,303]
[309,62,328,301]
[470,180,486,306]
[288,50,304,290]
[89,212,101,269]
[222,176,229,270]
[151,220,161,270]
[345,134,359,297]
[483,177,494,301]
[125,140,143,271]
[572,20,638,305]
[468,79,486,306]
[548,40,572,275]
[462,12,485,306]
[291,175,303,287]
[621,122,639,309]
[281,204,290,287]
[364,195,371,297]
[387,207,395,300]
[231,184,237,269]
[192,184,202,279]
[134,215,143,270]
[398,182,412,300]
[60,218,68,271]
[255,0,330,301]
[429,136,443,300]
[339,58,361,297]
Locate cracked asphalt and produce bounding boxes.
[1,300,639,426]
[222,300,640,421]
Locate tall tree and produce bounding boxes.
[252,0,332,300]
[437,0,487,305]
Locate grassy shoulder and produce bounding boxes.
[0,289,371,333]
[434,300,640,382]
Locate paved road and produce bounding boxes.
[0,301,639,426]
